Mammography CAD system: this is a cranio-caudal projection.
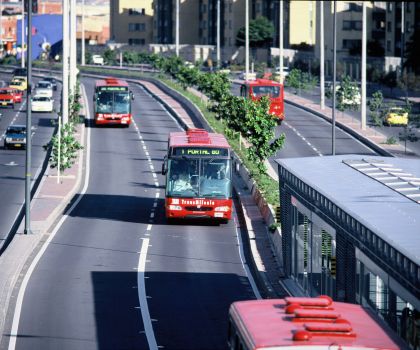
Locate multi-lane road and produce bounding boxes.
[0,72,58,250]
[2,73,379,350]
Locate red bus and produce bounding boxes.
[93,78,133,126]
[228,296,405,350]
[240,78,284,122]
[162,128,232,223]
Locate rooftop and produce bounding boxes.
[276,155,420,265]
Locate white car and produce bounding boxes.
[34,81,53,98]
[275,66,290,76]
[92,54,104,65]
[32,95,54,113]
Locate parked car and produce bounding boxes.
[4,125,26,149]
[32,96,54,113]
[384,107,408,126]
[92,54,104,65]
[42,77,58,91]
[0,88,16,108]
[34,81,53,98]
[275,66,290,76]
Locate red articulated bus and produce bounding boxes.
[93,78,133,126]
[240,78,284,123]
[228,296,406,350]
[162,128,232,223]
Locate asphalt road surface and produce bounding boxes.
[7,77,257,350]
[0,73,59,248]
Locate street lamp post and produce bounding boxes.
[175,0,179,56]
[216,0,220,68]
[24,0,33,234]
[361,2,367,130]
[332,0,337,156]
[279,0,283,82]
[81,0,85,66]
[62,0,69,124]
[21,1,25,67]
[245,0,249,80]
[320,1,325,109]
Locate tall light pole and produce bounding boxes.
[245,0,249,80]
[0,0,2,58]
[21,1,25,67]
[175,0,179,56]
[361,1,367,130]
[320,1,325,109]
[69,0,77,94]
[81,0,85,66]
[279,0,283,82]
[62,0,69,124]
[400,2,405,79]
[24,0,33,234]
[216,0,220,68]
[332,0,337,156]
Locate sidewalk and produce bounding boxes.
[0,86,87,348]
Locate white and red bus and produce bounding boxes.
[228,296,406,350]
[93,78,133,126]
[162,128,232,223]
[240,78,284,123]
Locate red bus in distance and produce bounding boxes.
[93,78,133,126]
[162,128,232,223]
[228,296,406,350]
[240,78,284,123]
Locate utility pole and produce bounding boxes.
[69,0,77,95]
[332,0,337,156]
[400,2,404,79]
[175,0,179,56]
[62,0,69,124]
[361,1,367,130]
[320,1,325,109]
[21,1,25,67]
[0,0,2,58]
[24,0,33,234]
[245,0,249,80]
[81,0,85,66]
[216,0,220,68]
[279,0,283,82]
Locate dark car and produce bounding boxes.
[43,77,57,91]
[4,125,26,149]
[13,68,27,79]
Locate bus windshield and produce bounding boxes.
[166,157,232,198]
[96,91,130,114]
[252,85,280,98]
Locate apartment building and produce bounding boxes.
[110,0,154,45]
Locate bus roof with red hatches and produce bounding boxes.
[95,78,129,88]
[230,297,404,350]
[243,78,282,87]
[169,129,230,149]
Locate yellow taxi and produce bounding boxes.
[384,107,408,126]
[10,77,27,91]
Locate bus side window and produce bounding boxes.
[240,85,246,97]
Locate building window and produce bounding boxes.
[128,38,145,45]
[387,40,391,51]
[387,21,392,32]
[129,23,146,32]
[343,21,352,30]
[129,8,145,15]
[387,2,392,12]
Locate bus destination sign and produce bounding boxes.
[98,86,128,92]
[172,147,229,157]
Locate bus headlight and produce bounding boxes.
[5,138,12,142]
[97,114,104,120]
[169,205,182,211]
[215,206,230,212]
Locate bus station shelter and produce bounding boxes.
[276,155,420,348]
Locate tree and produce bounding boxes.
[236,16,274,48]
[367,91,384,127]
[404,28,420,75]
[336,75,360,112]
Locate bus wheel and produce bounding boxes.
[219,219,229,225]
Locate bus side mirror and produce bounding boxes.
[130,91,134,100]
[162,157,168,175]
